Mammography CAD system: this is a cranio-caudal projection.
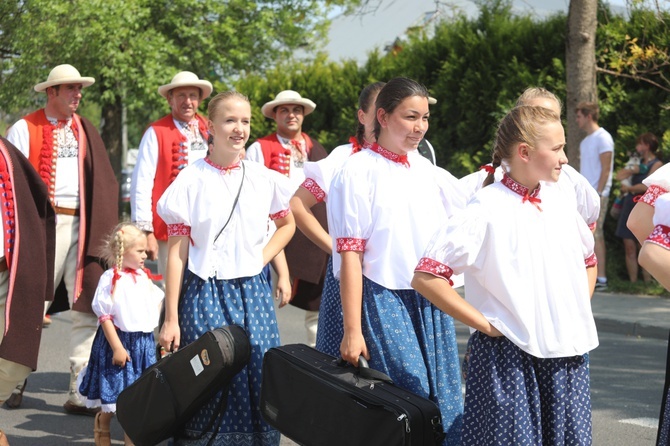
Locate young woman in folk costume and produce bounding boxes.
[327,77,468,444]
[157,91,295,445]
[413,105,599,445]
[289,81,385,357]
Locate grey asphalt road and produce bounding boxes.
[2,298,666,445]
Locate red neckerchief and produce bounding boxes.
[369,143,410,167]
[112,267,163,291]
[501,174,542,211]
[205,157,241,174]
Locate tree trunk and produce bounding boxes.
[100,96,123,177]
[566,0,598,169]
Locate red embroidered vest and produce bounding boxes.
[256,133,314,176]
[150,114,208,241]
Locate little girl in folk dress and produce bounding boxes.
[78,222,164,446]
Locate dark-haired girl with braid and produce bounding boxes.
[78,222,164,446]
[413,105,598,445]
[328,77,467,444]
[290,81,385,357]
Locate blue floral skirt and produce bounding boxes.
[175,271,281,446]
[315,258,343,358]
[462,332,592,446]
[360,277,463,446]
[78,326,156,413]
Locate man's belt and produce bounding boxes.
[54,206,80,217]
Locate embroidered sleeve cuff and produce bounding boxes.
[301,178,326,203]
[167,223,191,237]
[585,253,598,268]
[414,257,454,286]
[270,209,291,220]
[637,185,669,207]
[134,221,154,232]
[98,314,113,324]
[336,237,366,252]
[646,224,670,250]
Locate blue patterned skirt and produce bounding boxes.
[78,326,156,413]
[175,271,281,446]
[462,332,592,446]
[315,258,343,358]
[360,277,463,446]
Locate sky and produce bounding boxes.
[320,0,634,64]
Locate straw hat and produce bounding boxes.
[158,71,213,99]
[261,90,316,119]
[34,64,95,92]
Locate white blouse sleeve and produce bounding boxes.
[653,193,670,226]
[91,270,115,319]
[643,163,670,191]
[417,200,488,282]
[156,171,192,227]
[267,168,294,218]
[435,166,468,216]
[563,164,600,227]
[327,163,374,251]
[245,141,264,165]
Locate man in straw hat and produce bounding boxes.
[130,71,212,279]
[6,64,119,415]
[247,90,328,347]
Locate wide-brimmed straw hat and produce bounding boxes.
[158,71,213,99]
[34,64,95,92]
[261,90,316,119]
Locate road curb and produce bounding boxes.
[595,316,669,340]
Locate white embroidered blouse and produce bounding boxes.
[327,143,468,290]
[92,268,164,333]
[156,158,293,280]
[417,174,598,358]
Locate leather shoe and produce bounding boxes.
[4,379,26,409]
[63,400,101,417]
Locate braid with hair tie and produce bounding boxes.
[483,150,503,188]
[116,229,125,272]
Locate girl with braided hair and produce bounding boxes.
[78,222,164,446]
[413,105,599,445]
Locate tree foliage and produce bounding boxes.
[0,0,360,170]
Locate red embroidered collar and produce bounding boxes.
[501,174,542,211]
[348,136,372,154]
[205,157,241,174]
[369,143,410,167]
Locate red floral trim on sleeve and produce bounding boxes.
[646,224,670,250]
[98,314,113,324]
[636,184,668,207]
[585,253,598,268]
[301,178,326,203]
[414,257,454,286]
[270,209,291,220]
[588,222,597,231]
[167,223,191,237]
[336,237,366,252]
